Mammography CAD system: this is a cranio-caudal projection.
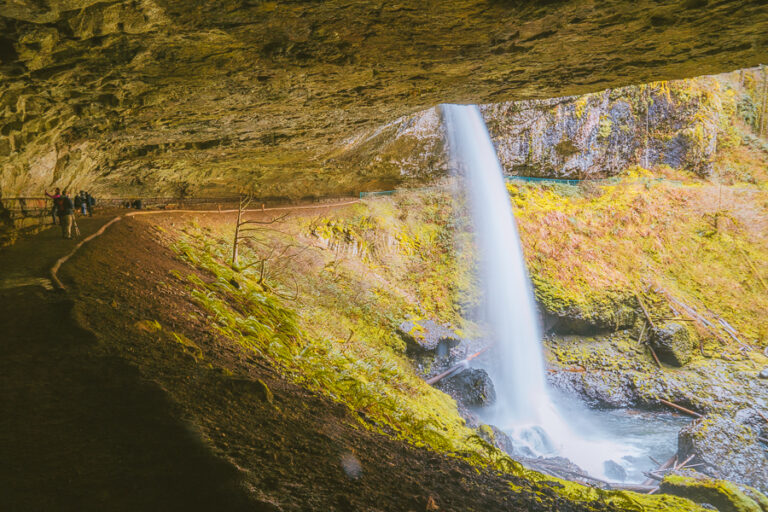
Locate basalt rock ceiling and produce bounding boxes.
[1,0,767,198]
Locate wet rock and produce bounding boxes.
[436,368,496,408]
[397,319,460,356]
[678,414,768,490]
[603,460,627,482]
[476,424,523,457]
[547,368,638,409]
[734,407,766,431]
[759,368,768,379]
[538,293,636,335]
[659,473,768,512]
[483,82,719,180]
[651,322,694,367]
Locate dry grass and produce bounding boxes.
[513,174,768,344]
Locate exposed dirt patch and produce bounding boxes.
[0,284,254,512]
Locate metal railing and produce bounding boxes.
[0,193,360,236]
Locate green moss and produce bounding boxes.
[660,474,767,512]
[598,116,613,138]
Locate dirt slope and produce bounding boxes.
[25,211,626,512]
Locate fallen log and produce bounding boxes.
[736,245,768,292]
[648,344,663,369]
[635,291,656,329]
[717,318,750,350]
[425,347,490,386]
[547,367,587,373]
[658,398,702,418]
[642,454,676,486]
[643,471,663,482]
[675,454,696,470]
[665,294,729,346]
[637,321,662,369]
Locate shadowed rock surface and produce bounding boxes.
[435,367,496,408]
[1,1,767,196]
[652,322,696,367]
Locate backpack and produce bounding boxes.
[74,196,82,207]
[54,196,65,210]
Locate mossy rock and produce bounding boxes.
[651,322,695,366]
[535,284,636,335]
[678,414,768,490]
[397,318,460,355]
[659,474,768,512]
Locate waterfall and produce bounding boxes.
[442,104,634,480]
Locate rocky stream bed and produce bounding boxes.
[401,298,768,510]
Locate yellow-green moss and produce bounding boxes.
[660,474,767,512]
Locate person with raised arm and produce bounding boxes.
[44,187,61,225]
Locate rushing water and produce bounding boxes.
[441,104,682,482]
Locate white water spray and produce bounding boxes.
[442,104,637,480]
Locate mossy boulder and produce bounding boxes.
[678,414,768,490]
[397,319,461,356]
[651,322,695,366]
[659,473,768,512]
[535,284,636,335]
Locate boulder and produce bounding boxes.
[435,368,496,408]
[397,319,460,357]
[678,414,768,491]
[536,288,636,335]
[476,424,521,457]
[659,473,768,512]
[651,322,695,366]
[603,460,627,482]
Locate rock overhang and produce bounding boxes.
[1,0,767,197]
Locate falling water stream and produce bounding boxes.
[442,104,683,482]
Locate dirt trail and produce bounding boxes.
[0,209,623,511]
[0,216,257,511]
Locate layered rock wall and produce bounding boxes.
[344,69,764,183]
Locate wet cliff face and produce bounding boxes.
[1,0,767,197]
[482,79,723,179]
[343,69,765,182]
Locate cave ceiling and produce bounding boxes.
[1,0,767,197]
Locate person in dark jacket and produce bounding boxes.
[45,187,61,225]
[56,190,75,239]
[86,192,95,216]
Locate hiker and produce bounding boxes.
[86,192,95,216]
[44,187,61,225]
[56,190,75,239]
[74,192,83,215]
[80,190,90,215]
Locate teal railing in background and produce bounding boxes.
[358,176,691,199]
[359,190,397,198]
[505,176,583,186]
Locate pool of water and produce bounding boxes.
[565,406,690,483]
[490,390,691,484]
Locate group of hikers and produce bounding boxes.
[44,188,96,239]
